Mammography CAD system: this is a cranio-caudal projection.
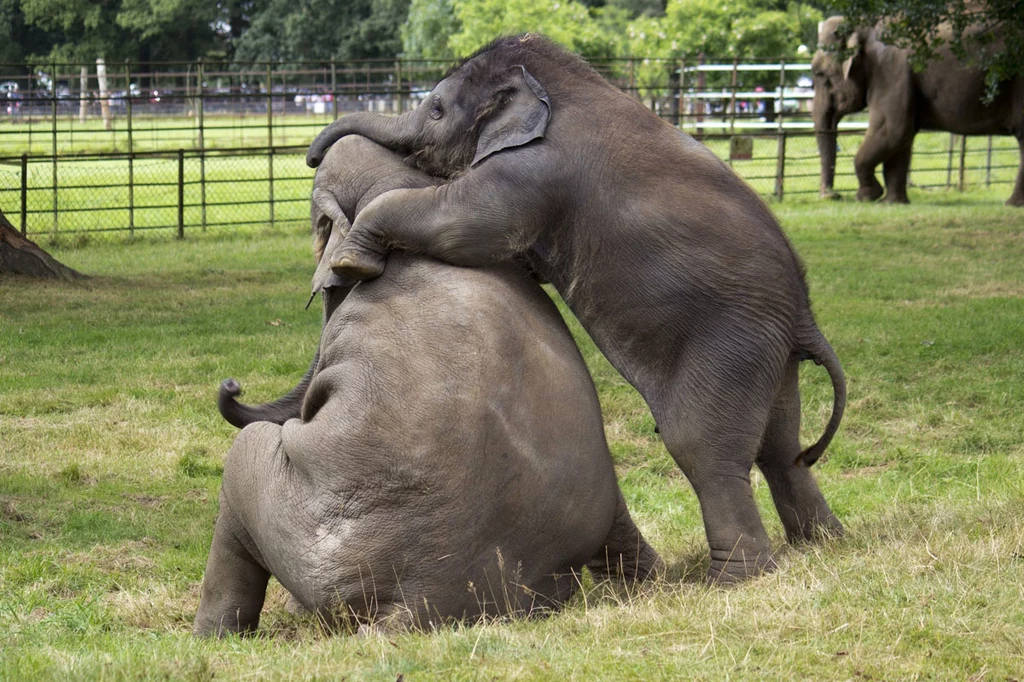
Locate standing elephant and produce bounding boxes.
[812,16,1024,205]
[305,34,846,583]
[194,136,662,638]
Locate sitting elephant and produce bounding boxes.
[812,16,1024,205]
[193,136,662,638]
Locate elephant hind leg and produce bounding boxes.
[654,353,783,584]
[586,488,664,584]
[193,498,270,638]
[756,359,844,545]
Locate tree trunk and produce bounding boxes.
[0,210,86,281]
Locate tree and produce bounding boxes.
[0,210,85,281]
[822,0,1024,98]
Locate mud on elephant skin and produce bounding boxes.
[306,34,846,583]
[194,137,662,638]
[812,16,1024,206]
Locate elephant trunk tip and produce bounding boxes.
[220,378,242,398]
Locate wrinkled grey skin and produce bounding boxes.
[194,136,662,638]
[304,35,846,583]
[812,16,1024,206]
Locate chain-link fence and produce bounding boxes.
[0,58,1019,238]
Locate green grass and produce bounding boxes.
[1,195,1023,679]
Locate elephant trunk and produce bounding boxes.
[217,285,352,429]
[306,111,419,168]
[218,350,319,429]
[814,102,840,199]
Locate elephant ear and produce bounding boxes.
[841,31,862,80]
[472,66,551,167]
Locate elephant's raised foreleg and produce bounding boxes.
[586,488,664,584]
[852,130,891,202]
[1008,135,1024,207]
[193,495,271,638]
[755,359,844,545]
[881,143,913,204]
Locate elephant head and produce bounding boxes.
[306,52,551,176]
[219,137,445,429]
[811,16,871,198]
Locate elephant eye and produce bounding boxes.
[428,98,444,120]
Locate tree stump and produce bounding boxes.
[0,210,86,281]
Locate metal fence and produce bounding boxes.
[0,58,1019,238]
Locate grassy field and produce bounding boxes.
[1,193,1023,680]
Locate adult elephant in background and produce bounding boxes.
[305,34,847,584]
[812,16,1024,206]
[195,136,662,638]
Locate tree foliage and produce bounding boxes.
[825,0,1024,91]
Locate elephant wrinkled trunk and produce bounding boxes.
[814,101,841,199]
[307,111,420,168]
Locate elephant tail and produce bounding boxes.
[217,350,319,429]
[794,323,846,467]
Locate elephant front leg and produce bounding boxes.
[852,131,889,202]
[881,143,913,204]
[586,488,664,584]
[193,498,271,638]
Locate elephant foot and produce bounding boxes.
[819,189,842,201]
[882,193,910,205]
[706,547,777,585]
[856,185,884,202]
[1006,194,1024,207]
[331,248,386,281]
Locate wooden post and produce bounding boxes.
[676,58,686,129]
[629,58,636,100]
[20,154,28,236]
[728,56,739,134]
[268,148,275,228]
[958,134,967,191]
[197,59,206,231]
[96,58,112,131]
[125,61,134,236]
[177,149,185,239]
[395,60,403,114]
[331,60,338,121]
[79,66,88,123]
[775,57,786,201]
[946,133,955,188]
[50,61,58,235]
[986,136,993,187]
[266,63,273,147]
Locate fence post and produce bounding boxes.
[958,134,967,192]
[51,60,58,235]
[125,61,135,236]
[197,58,206,231]
[946,133,955,188]
[268,147,275,228]
[677,57,686,129]
[266,62,273,147]
[629,58,636,100]
[20,153,27,236]
[986,136,993,187]
[775,57,786,201]
[331,59,338,121]
[728,56,738,135]
[395,59,403,114]
[177,149,185,239]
